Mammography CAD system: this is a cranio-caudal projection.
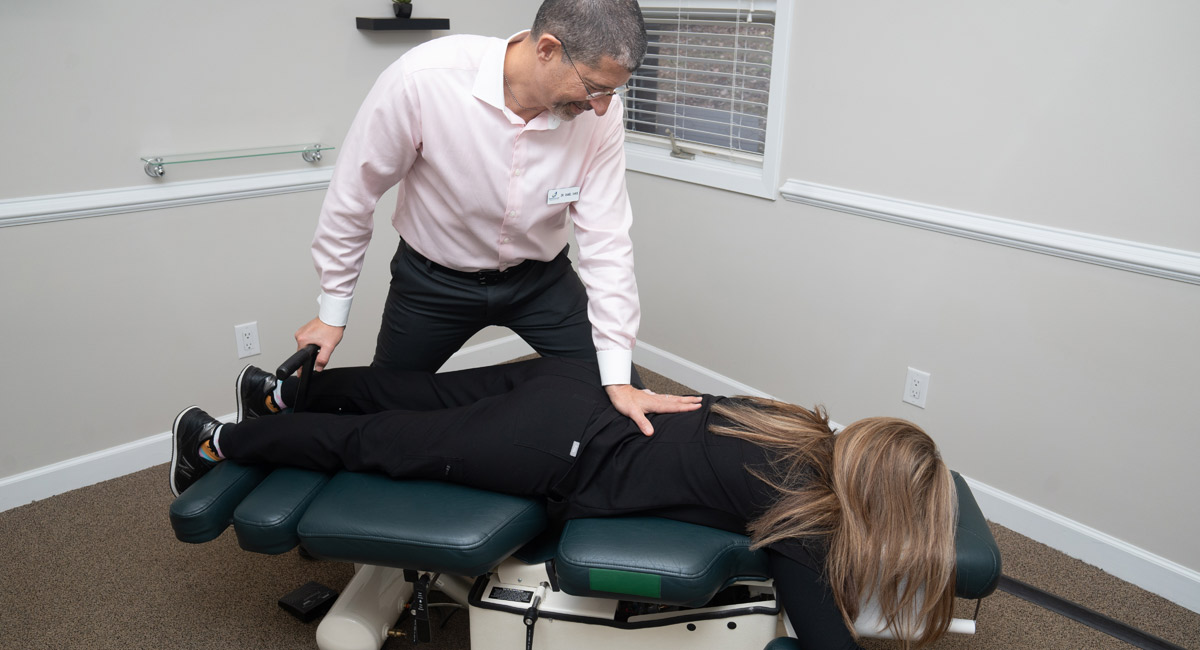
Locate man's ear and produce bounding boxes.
[533,33,563,63]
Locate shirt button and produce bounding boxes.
[514,169,523,176]
[508,211,517,218]
[501,237,511,244]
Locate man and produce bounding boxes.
[294,0,687,434]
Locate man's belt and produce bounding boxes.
[404,243,538,286]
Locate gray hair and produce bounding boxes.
[531,0,647,72]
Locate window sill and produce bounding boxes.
[623,140,778,199]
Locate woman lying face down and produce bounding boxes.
[170,356,957,649]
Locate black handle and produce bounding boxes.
[276,344,319,380]
[275,344,319,413]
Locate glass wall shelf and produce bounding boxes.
[141,144,334,178]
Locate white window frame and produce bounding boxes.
[624,0,792,199]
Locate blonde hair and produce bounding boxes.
[710,398,958,648]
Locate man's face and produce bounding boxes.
[546,50,631,122]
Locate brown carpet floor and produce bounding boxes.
[1,365,1196,649]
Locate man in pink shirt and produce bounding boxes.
[294,0,699,434]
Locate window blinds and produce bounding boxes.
[626,6,775,160]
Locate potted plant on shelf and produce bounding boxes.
[392,0,413,18]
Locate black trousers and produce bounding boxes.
[221,357,616,498]
[372,241,595,372]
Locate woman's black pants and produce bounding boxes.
[220,357,611,497]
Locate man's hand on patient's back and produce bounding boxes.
[295,318,345,372]
[605,384,703,436]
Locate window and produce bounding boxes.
[624,0,791,198]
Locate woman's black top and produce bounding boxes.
[561,395,864,650]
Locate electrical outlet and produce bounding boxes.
[902,367,930,408]
[234,322,261,359]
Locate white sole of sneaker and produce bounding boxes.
[235,364,252,423]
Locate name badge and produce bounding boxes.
[547,186,581,205]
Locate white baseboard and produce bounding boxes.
[0,412,235,513]
[633,341,776,399]
[4,337,1197,615]
[964,477,1200,614]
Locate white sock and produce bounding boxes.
[211,425,225,459]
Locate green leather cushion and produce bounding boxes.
[296,472,548,577]
[168,461,271,544]
[232,468,331,555]
[554,472,1001,607]
[555,516,770,608]
[952,471,1002,599]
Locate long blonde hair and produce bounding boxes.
[710,398,958,648]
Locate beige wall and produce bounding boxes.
[783,2,1200,250]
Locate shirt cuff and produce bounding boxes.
[596,349,633,386]
[317,292,353,328]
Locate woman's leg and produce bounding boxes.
[221,373,606,497]
[300,356,604,415]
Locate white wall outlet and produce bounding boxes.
[903,367,930,408]
[234,322,261,359]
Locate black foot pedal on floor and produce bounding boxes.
[278,581,339,622]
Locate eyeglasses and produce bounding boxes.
[559,40,627,100]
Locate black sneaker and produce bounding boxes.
[170,406,221,497]
[237,365,282,421]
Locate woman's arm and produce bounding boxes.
[767,549,865,650]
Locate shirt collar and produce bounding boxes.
[475,30,561,130]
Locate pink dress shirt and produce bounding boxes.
[312,32,640,385]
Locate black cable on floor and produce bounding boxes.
[997,575,1187,650]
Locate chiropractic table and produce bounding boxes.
[169,353,1001,650]
[170,458,1000,650]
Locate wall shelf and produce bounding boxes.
[140,144,333,178]
[357,17,451,31]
